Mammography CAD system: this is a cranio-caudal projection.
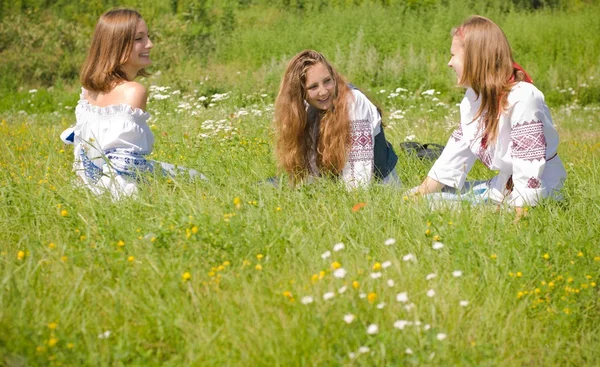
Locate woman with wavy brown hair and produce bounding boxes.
[412,16,566,219]
[274,50,399,188]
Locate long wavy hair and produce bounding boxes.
[80,8,149,93]
[454,15,527,145]
[274,50,352,182]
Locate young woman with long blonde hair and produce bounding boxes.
[413,16,566,218]
[274,50,398,188]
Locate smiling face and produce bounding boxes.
[448,36,466,86]
[304,63,335,111]
[122,19,153,79]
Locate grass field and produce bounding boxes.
[1,1,600,366]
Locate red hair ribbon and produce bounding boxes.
[510,62,533,84]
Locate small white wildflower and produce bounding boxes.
[333,243,345,252]
[321,251,331,259]
[301,296,314,305]
[359,293,367,299]
[404,134,416,141]
[394,320,409,330]
[367,324,379,335]
[452,270,463,278]
[396,87,408,93]
[323,292,335,301]
[460,300,469,307]
[437,333,447,341]
[379,89,386,94]
[403,253,416,262]
[344,314,355,324]
[405,348,413,355]
[422,89,435,95]
[381,261,392,269]
[426,289,436,298]
[338,285,348,294]
[432,241,444,250]
[377,302,386,309]
[29,89,38,93]
[396,292,408,303]
[98,330,111,339]
[424,324,431,330]
[426,273,437,280]
[370,272,382,279]
[358,346,370,354]
[404,303,416,311]
[348,352,356,359]
[387,279,395,287]
[384,238,396,246]
[333,268,347,279]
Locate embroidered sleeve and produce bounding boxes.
[343,117,374,189]
[508,89,551,207]
[427,117,477,189]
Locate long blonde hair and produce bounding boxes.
[80,8,149,93]
[454,15,527,145]
[274,50,352,182]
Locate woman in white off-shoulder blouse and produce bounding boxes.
[412,15,566,220]
[61,8,203,199]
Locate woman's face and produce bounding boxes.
[122,19,153,78]
[448,36,466,86]
[304,63,335,111]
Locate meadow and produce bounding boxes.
[1,0,600,366]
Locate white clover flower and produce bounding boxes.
[358,346,370,354]
[321,251,331,259]
[384,238,396,246]
[381,261,392,269]
[370,272,382,279]
[405,348,413,355]
[367,324,379,335]
[437,333,447,341]
[387,279,395,287]
[452,270,463,277]
[377,302,386,309]
[403,253,416,262]
[460,300,469,307]
[396,292,408,303]
[394,320,409,330]
[426,273,437,280]
[333,268,347,279]
[432,241,444,250]
[301,296,314,305]
[344,314,355,324]
[323,292,335,301]
[426,289,436,298]
[333,242,345,252]
[338,285,348,294]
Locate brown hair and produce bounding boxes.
[454,15,526,144]
[274,50,353,183]
[80,8,149,93]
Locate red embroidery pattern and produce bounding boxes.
[527,177,541,189]
[477,145,492,168]
[511,119,546,161]
[348,119,373,163]
[451,124,463,142]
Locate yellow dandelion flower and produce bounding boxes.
[516,272,522,278]
[223,261,231,267]
[127,256,135,263]
[372,262,382,271]
[255,264,263,271]
[543,253,550,260]
[577,251,584,257]
[208,271,216,277]
[150,237,156,243]
[490,254,497,260]
[60,256,68,262]
[242,259,251,266]
[352,281,360,289]
[60,209,68,217]
[48,322,57,330]
[191,226,198,234]
[36,346,46,353]
[586,275,592,279]
[594,256,600,262]
[182,272,191,281]
[79,235,86,241]
[367,292,377,303]
[591,282,596,287]
[548,281,555,288]
[517,291,524,298]
[509,272,514,277]
[319,270,326,279]
[556,275,563,281]
[331,261,341,270]
[67,343,74,349]
[233,197,242,208]
[425,229,431,236]
[276,207,281,211]
[311,274,319,283]
[567,277,574,283]
[535,288,541,294]
[17,250,25,260]
[217,265,225,271]
[283,291,293,298]
[48,243,56,249]
[563,308,570,314]
[48,338,58,347]
[256,254,264,260]
[117,240,125,247]
[433,235,441,241]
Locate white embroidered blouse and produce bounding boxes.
[71,88,154,198]
[428,82,566,207]
[308,89,382,189]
